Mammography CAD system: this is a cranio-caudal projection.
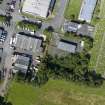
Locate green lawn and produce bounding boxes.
[8,80,105,105]
[89,0,105,74]
[64,0,83,20]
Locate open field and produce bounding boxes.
[8,80,105,105]
[64,0,82,20]
[89,0,105,74]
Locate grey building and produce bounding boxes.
[63,21,79,33]
[63,21,94,38]
[14,32,43,54]
[57,39,78,53]
[77,24,94,38]
[78,0,97,22]
[14,55,30,74]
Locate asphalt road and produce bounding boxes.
[41,0,68,31]
[50,0,68,29]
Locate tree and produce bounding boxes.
[0,96,12,105]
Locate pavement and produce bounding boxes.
[0,0,68,96]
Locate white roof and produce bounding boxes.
[78,0,97,22]
[22,0,51,18]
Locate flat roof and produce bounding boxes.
[14,55,30,73]
[78,0,97,22]
[63,21,94,37]
[57,39,77,53]
[22,0,51,18]
[15,55,30,66]
[77,24,94,37]
[64,22,79,33]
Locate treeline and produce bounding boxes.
[32,53,104,87]
[0,96,12,105]
[15,51,104,87]
[17,20,41,32]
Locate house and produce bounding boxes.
[22,0,55,18]
[57,39,78,53]
[63,21,94,38]
[13,32,43,55]
[78,0,97,22]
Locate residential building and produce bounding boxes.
[57,39,78,53]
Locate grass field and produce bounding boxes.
[89,0,105,74]
[8,80,105,105]
[64,0,82,20]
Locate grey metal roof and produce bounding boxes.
[14,65,28,74]
[22,0,51,18]
[63,21,94,38]
[78,0,97,22]
[57,39,77,53]
[63,22,79,33]
[77,24,94,37]
[15,33,42,53]
[15,55,30,66]
[14,55,30,73]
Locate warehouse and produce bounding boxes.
[14,32,43,54]
[57,39,78,53]
[22,0,54,18]
[13,54,30,74]
[63,21,94,38]
[78,0,97,22]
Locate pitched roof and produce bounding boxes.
[14,55,30,74]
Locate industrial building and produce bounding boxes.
[13,54,31,74]
[22,0,55,18]
[78,0,97,22]
[14,32,43,54]
[57,39,78,53]
[63,21,94,38]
